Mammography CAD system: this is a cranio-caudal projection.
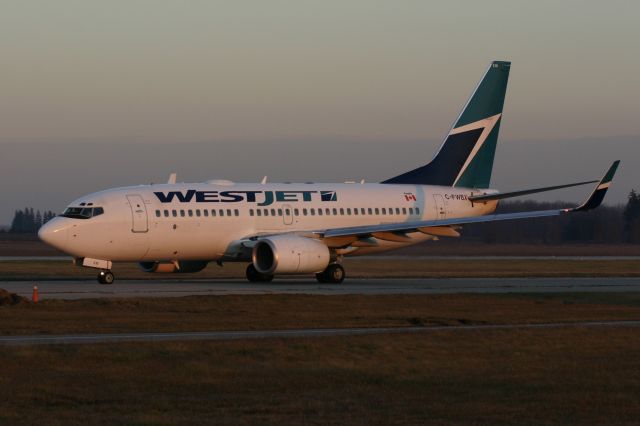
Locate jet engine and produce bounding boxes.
[138,261,209,273]
[252,235,330,275]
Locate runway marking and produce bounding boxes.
[2,320,640,346]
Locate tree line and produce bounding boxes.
[455,189,640,244]
[4,190,640,243]
[4,208,57,234]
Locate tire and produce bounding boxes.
[98,270,115,285]
[323,264,345,284]
[246,264,273,283]
[315,272,327,283]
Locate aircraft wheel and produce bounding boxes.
[318,264,345,284]
[98,270,115,285]
[246,264,274,283]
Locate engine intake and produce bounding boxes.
[252,235,330,275]
[138,261,209,274]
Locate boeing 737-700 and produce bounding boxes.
[38,61,620,284]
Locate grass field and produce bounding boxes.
[2,293,640,336]
[1,292,640,424]
[1,257,640,281]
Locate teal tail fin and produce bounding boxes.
[383,60,510,188]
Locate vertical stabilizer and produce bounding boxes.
[383,61,510,188]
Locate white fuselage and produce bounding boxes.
[41,182,497,262]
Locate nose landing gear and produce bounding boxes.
[97,270,115,285]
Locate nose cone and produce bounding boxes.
[38,217,70,251]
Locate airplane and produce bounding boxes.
[38,60,620,285]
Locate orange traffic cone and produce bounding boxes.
[32,285,39,303]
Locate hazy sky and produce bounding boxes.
[0,1,638,223]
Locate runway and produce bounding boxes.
[2,277,640,299]
[2,320,640,346]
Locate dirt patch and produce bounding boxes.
[0,289,28,306]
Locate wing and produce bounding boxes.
[319,161,620,240]
[222,161,619,258]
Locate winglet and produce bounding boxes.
[570,161,620,212]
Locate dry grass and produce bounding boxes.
[1,294,640,424]
[0,293,639,336]
[2,258,640,281]
[1,327,640,425]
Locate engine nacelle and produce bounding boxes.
[138,261,209,274]
[252,235,330,275]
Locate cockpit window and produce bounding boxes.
[60,206,105,219]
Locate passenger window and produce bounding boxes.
[211,209,217,217]
[256,209,262,216]
[409,208,414,215]
[361,208,366,215]
[250,209,254,217]
[339,208,344,215]
[310,208,316,216]
[180,210,185,217]
[303,208,308,216]
[381,208,386,215]
[196,210,201,217]
[278,209,283,216]
[264,209,269,216]
[294,208,299,216]
[415,207,420,215]
[374,208,379,215]
[347,208,351,215]
[204,210,209,217]
[317,208,323,216]
[270,208,276,216]
[235,209,239,216]
[325,208,330,215]
[172,210,177,217]
[155,210,161,217]
[402,208,407,215]
[164,210,169,217]
[188,210,193,217]
[219,209,224,217]
[227,209,232,216]
[395,208,400,215]
[285,209,291,215]
[354,208,359,215]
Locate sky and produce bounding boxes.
[0,1,639,224]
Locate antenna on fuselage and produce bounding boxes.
[261,176,267,184]
[167,173,177,184]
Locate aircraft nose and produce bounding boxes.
[38,217,69,251]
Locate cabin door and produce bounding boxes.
[433,194,447,219]
[126,194,148,233]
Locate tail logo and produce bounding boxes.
[450,113,502,186]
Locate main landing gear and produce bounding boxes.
[316,264,345,284]
[97,270,115,285]
[244,263,345,284]
[246,264,274,283]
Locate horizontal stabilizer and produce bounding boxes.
[469,180,598,202]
